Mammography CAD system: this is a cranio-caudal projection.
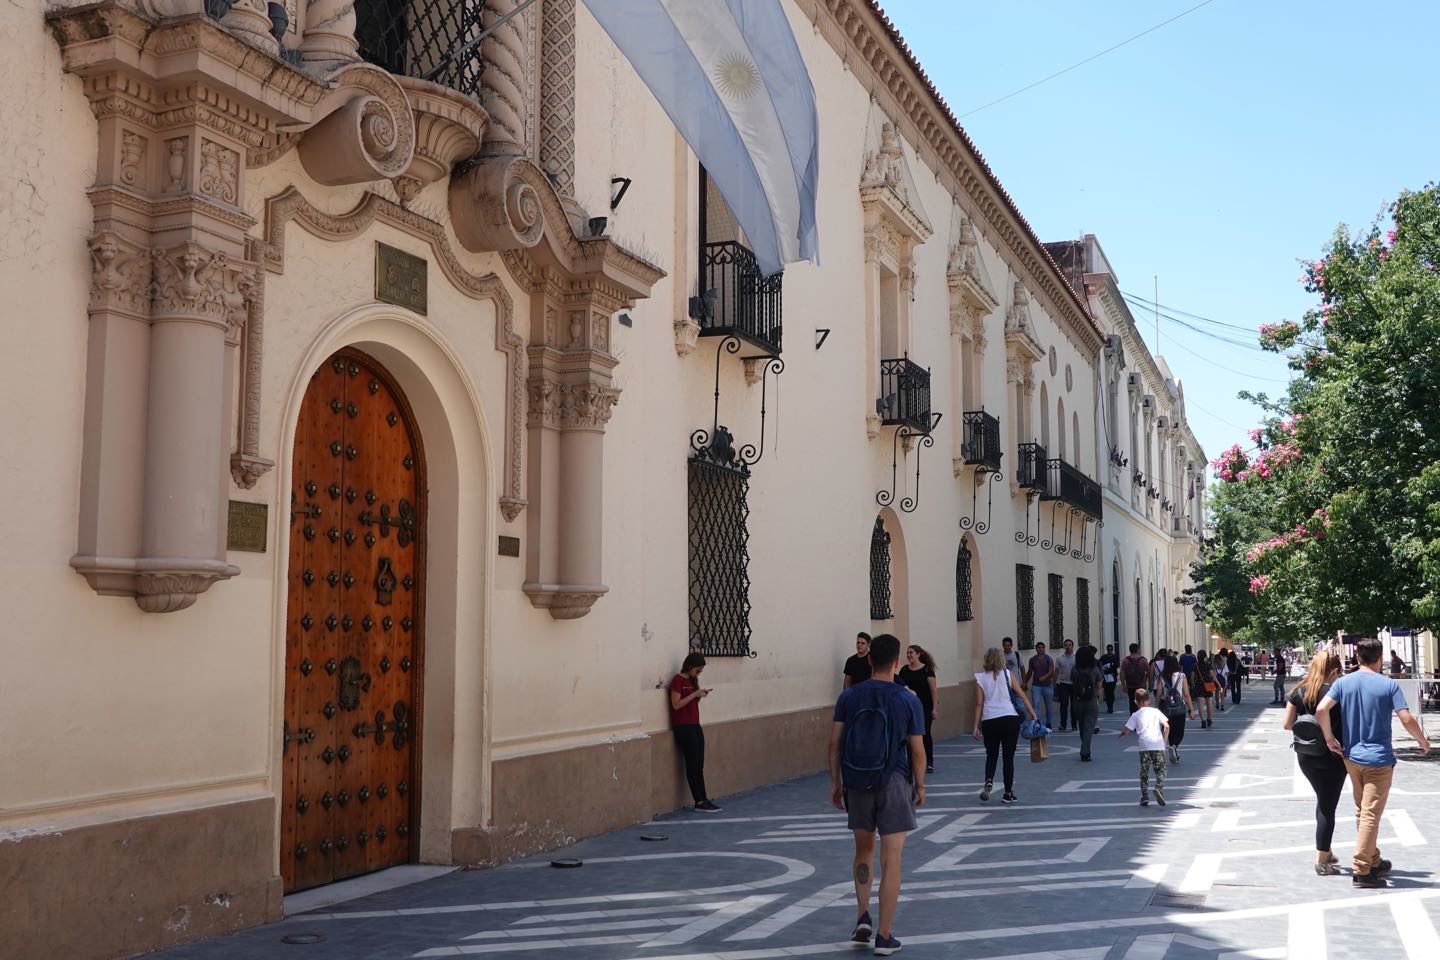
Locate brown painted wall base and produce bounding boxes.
[454,682,973,865]
[0,796,282,960]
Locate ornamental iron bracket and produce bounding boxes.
[959,469,1004,535]
[691,334,784,473]
[876,412,943,514]
[1015,488,1042,546]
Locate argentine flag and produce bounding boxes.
[581,0,820,277]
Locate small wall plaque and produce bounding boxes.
[497,535,521,558]
[228,501,268,553]
[376,242,427,315]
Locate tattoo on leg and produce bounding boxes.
[855,863,870,884]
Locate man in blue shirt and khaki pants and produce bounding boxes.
[1317,638,1430,888]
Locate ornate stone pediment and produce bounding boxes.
[1004,281,1043,362]
[947,215,997,333]
[860,123,933,260]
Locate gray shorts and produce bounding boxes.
[844,772,918,836]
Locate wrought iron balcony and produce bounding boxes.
[695,241,783,354]
[1017,442,1048,490]
[877,357,932,433]
[961,411,1003,473]
[1043,458,1103,520]
[354,0,488,101]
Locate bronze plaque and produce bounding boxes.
[228,500,268,552]
[375,242,427,315]
[497,535,520,557]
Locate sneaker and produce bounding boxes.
[694,800,722,813]
[851,911,873,943]
[1001,791,1017,804]
[1154,787,1166,806]
[1080,754,1091,761]
[1167,746,1177,763]
[1140,793,1149,807]
[1374,859,1393,875]
[925,764,934,774]
[873,933,902,956]
[979,781,992,802]
[1352,872,1387,889]
[1314,861,1342,876]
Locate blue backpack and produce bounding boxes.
[841,684,906,792]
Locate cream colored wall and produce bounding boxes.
[4,0,1115,853]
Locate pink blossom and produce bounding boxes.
[1248,575,1271,594]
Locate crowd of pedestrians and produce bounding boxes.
[666,632,1430,955]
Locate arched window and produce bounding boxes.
[956,540,973,622]
[1057,397,1066,459]
[1111,557,1122,645]
[869,517,892,621]
[1072,412,1081,472]
[1040,382,1050,450]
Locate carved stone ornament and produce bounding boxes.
[860,121,932,256]
[866,413,882,441]
[297,64,418,186]
[449,154,546,252]
[947,215,998,330]
[674,316,701,357]
[557,382,621,431]
[522,587,608,621]
[1004,280,1044,362]
[393,75,488,193]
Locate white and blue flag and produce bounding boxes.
[580,0,820,277]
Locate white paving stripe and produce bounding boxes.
[1391,897,1440,959]
[1180,826,1425,892]
[641,894,781,947]
[512,903,730,925]
[463,917,689,939]
[1286,905,1327,959]
[632,889,1440,960]
[917,836,1108,873]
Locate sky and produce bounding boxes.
[880,0,1440,467]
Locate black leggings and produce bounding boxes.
[673,724,708,804]
[1167,711,1187,747]
[1298,753,1348,852]
[981,714,1022,791]
[921,708,935,768]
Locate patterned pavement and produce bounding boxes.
[151,690,1440,959]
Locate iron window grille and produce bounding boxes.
[1077,577,1091,646]
[961,410,1003,472]
[1017,442,1048,490]
[353,0,488,100]
[688,452,753,657]
[1016,563,1035,650]
[877,357,933,433]
[1048,573,1064,649]
[956,541,974,622]
[870,517,893,621]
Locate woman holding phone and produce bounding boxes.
[670,652,721,812]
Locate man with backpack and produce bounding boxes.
[1121,643,1151,714]
[829,633,926,957]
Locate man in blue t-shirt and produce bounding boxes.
[1317,638,1430,888]
[829,633,925,956]
[1179,645,1197,685]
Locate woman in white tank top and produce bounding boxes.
[972,647,1037,804]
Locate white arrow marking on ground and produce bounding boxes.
[923,812,990,844]
[1287,905,1327,959]
[1392,897,1440,958]
[1180,823,1425,892]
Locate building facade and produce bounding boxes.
[1048,236,1208,657]
[4,2,1117,957]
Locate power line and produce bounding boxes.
[1120,294,1266,349]
[1120,291,1265,335]
[959,0,1221,118]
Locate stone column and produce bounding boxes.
[300,0,359,64]
[481,0,531,155]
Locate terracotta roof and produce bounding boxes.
[865,1,1103,339]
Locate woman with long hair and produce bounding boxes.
[899,644,939,772]
[1194,650,1216,728]
[1069,645,1103,761]
[1155,654,1196,764]
[972,646,1037,804]
[1284,650,1348,875]
[669,652,720,812]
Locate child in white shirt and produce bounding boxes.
[1120,688,1171,806]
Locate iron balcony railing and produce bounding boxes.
[1043,458,1104,520]
[1017,442,1048,490]
[961,410,1003,472]
[696,241,783,354]
[877,357,932,433]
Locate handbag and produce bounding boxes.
[1005,669,1028,717]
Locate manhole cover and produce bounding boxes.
[280,933,326,945]
[641,833,669,842]
[1148,890,1207,910]
[550,858,584,868]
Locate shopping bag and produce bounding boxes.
[1030,736,1049,763]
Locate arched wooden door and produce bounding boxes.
[281,349,425,892]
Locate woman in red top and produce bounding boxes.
[670,652,721,812]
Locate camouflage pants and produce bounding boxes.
[1139,750,1167,796]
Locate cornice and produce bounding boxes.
[800,0,1104,355]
